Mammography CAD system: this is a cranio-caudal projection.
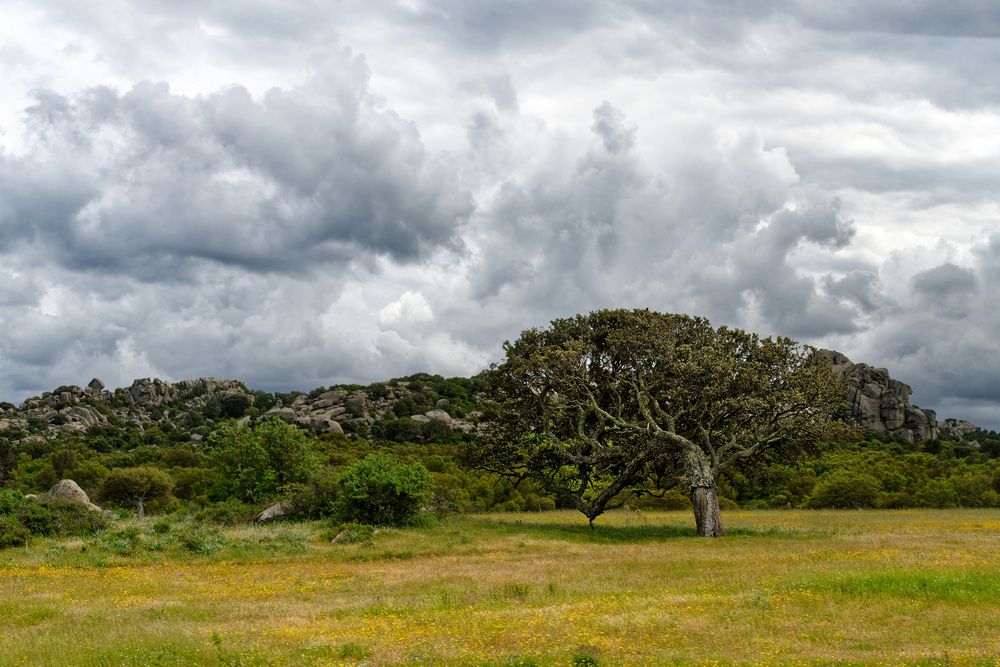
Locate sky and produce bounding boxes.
[1,1,998,428]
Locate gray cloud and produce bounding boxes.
[0,54,473,277]
[2,1,1000,430]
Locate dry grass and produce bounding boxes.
[1,510,998,665]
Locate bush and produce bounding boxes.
[807,470,881,508]
[194,500,258,526]
[287,466,340,518]
[17,498,108,536]
[176,523,228,554]
[333,454,431,527]
[916,479,958,508]
[0,490,108,547]
[326,521,376,545]
[0,516,30,548]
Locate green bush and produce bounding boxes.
[334,454,431,527]
[287,466,340,518]
[0,516,30,548]
[0,490,108,547]
[916,479,958,508]
[807,470,881,508]
[176,523,228,554]
[326,521,376,545]
[193,500,258,526]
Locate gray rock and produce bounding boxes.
[43,479,104,512]
[424,409,451,422]
[87,378,106,393]
[254,501,295,523]
[128,378,178,407]
[816,349,939,442]
[940,418,980,440]
[311,416,344,434]
[264,407,299,422]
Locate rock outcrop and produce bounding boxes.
[817,350,938,442]
[43,479,104,513]
[254,501,295,523]
[940,418,979,440]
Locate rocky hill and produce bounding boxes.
[0,374,480,445]
[0,353,979,446]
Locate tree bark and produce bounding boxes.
[684,447,725,537]
[689,484,724,537]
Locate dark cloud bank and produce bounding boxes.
[1,1,999,429]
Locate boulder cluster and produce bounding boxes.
[0,377,250,438]
[261,383,476,435]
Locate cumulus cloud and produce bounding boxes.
[0,52,473,277]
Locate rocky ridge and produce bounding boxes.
[816,350,939,442]
[0,355,980,446]
[0,374,478,445]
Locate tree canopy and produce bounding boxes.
[472,309,849,535]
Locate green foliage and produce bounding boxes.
[0,490,108,547]
[333,454,431,526]
[326,521,377,545]
[473,308,847,527]
[99,466,175,513]
[207,419,318,503]
[193,500,259,526]
[806,470,881,509]
[0,516,30,548]
[287,466,340,518]
[219,394,252,418]
[175,523,228,554]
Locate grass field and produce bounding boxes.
[1,509,998,666]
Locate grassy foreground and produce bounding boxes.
[1,510,998,666]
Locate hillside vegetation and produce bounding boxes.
[1,370,999,543]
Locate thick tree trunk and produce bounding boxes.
[684,448,725,537]
[689,485,724,537]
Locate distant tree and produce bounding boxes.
[219,394,252,419]
[99,466,175,516]
[208,418,317,503]
[473,309,847,536]
[334,454,431,526]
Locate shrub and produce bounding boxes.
[287,466,340,518]
[807,470,881,508]
[916,479,958,508]
[17,498,108,537]
[0,516,30,548]
[176,523,228,554]
[194,500,258,526]
[326,521,376,545]
[333,454,431,527]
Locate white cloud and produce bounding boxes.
[1,1,999,428]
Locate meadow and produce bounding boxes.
[1,509,998,666]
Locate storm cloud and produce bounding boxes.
[1,1,999,428]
